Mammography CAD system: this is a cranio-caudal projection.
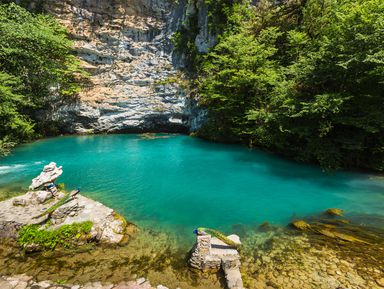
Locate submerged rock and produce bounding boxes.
[290,220,311,230]
[325,208,344,217]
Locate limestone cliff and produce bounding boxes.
[38,0,211,133]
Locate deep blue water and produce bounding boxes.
[0,134,383,238]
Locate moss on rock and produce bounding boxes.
[18,221,93,251]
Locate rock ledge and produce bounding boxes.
[0,162,135,246]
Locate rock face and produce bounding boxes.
[40,0,210,134]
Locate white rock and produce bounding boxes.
[12,198,27,206]
[136,278,146,285]
[36,191,53,204]
[29,162,63,190]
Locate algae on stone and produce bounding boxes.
[290,220,311,230]
[325,208,344,217]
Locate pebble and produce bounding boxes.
[0,276,169,289]
[136,278,146,285]
[376,278,384,287]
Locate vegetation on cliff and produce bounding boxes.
[0,3,84,155]
[192,0,384,171]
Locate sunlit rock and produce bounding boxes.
[290,220,311,230]
[29,162,63,190]
[189,230,244,289]
[40,0,208,133]
[0,162,135,246]
[325,208,344,217]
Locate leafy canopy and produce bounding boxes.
[197,0,384,171]
[0,3,84,154]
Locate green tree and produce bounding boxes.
[0,3,84,154]
[197,0,384,171]
[0,72,34,155]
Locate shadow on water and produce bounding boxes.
[184,136,372,191]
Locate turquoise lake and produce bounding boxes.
[0,134,383,239]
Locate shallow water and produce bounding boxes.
[0,134,383,242]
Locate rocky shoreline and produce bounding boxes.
[0,275,171,289]
[0,162,135,248]
[1,217,383,289]
[1,222,383,289]
[0,164,383,289]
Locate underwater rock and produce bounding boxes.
[0,221,23,239]
[290,220,311,230]
[259,221,270,231]
[315,229,370,244]
[325,208,344,217]
[376,278,384,287]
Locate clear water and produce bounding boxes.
[0,134,383,239]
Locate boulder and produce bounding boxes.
[29,162,63,190]
[12,198,27,207]
[325,208,344,217]
[51,201,81,221]
[189,232,244,288]
[290,220,311,230]
[36,191,53,204]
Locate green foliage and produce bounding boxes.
[0,3,83,102]
[18,221,93,250]
[204,0,239,33]
[56,183,65,191]
[198,227,241,248]
[197,0,384,171]
[172,0,244,73]
[0,72,34,154]
[0,3,84,154]
[0,0,46,12]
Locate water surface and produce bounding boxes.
[0,134,383,240]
